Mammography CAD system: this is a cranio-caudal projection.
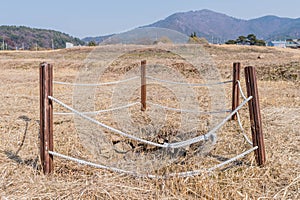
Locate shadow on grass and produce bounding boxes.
[3,115,41,172]
[4,150,41,172]
[208,153,252,171]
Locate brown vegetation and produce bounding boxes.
[0,45,299,199]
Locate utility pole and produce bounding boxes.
[51,39,54,50]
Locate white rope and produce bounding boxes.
[147,101,231,114]
[48,146,258,178]
[167,96,253,148]
[48,150,142,177]
[54,102,140,115]
[146,76,232,86]
[236,112,253,146]
[233,80,253,145]
[172,146,258,177]
[207,146,258,172]
[48,96,168,148]
[53,76,139,86]
[236,80,247,100]
[49,95,252,149]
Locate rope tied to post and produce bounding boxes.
[48,95,252,149]
[146,75,233,86]
[40,61,265,176]
[53,76,139,86]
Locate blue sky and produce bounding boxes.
[1,0,300,38]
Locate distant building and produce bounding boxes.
[268,40,286,48]
[65,42,74,48]
[268,39,300,48]
[286,39,300,48]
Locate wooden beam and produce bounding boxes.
[141,60,147,111]
[244,66,266,166]
[40,62,53,174]
[231,62,241,120]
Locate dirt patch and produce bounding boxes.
[257,61,300,82]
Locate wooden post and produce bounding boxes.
[40,62,53,174]
[244,66,266,166]
[231,62,240,120]
[141,60,146,111]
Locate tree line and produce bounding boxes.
[225,34,266,46]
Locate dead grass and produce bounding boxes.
[0,45,299,199]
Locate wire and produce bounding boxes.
[146,76,232,86]
[53,76,139,86]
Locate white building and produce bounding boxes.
[268,41,286,48]
[65,42,74,48]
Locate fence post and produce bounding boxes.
[244,66,266,166]
[40,62,53,174]
[141,60,147,111]
[231,62,240,120]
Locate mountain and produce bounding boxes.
[82,34,115,44]
[9,10,297,47]
[144,9,247,41]
[0,26,85,50]
[143,9,300,42]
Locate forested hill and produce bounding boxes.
[144,9,300,42]
[0,26,84,50]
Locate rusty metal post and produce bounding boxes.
[141,60,147,111]
[231,62,240,120]
[244,66,266,166]
[40,62,53,174]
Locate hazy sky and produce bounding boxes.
[1,0,300,38]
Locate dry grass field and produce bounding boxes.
[0,44,299,199]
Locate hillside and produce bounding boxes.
[82,34,115,44]
[0,26,85,50]
[144,9,300,42]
